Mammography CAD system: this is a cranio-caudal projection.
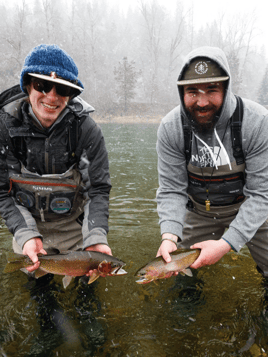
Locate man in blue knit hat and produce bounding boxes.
[0,44,112,284]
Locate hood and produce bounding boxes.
[178,46,236,129]
[46,96,95,132]
[3,95,95,134]
[67,96,95,116]
[3,95,94,122]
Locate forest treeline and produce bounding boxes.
[0,0,267,119]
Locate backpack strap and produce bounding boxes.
[231,95,244,165]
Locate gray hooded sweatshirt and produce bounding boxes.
[156,46,268,252]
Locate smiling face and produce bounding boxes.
[183,82,225,130]
[28,81,69,128]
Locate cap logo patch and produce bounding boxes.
[50,71,57,79]
[195,61,208,75]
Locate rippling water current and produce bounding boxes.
[0,122,268,356]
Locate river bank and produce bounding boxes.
[92,114,163,124]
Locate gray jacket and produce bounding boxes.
[156,46,268,252]
[0,94,111,250]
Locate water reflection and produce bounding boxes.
[0,123,268,356]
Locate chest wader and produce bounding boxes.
[9,165,85,222]
[187,162,245,218]
[183,96,245,218]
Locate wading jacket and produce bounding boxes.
[156,46,268,252]
[0,93,111,250]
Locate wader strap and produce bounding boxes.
[68,117,79,164]
[182,113,192,165]
[231,95,244,165]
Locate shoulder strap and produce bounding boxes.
[182,112,192,165]
[68,116,79,165]
[231,95,244,165]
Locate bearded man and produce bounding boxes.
[156,46,268,278]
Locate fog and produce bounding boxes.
[0,0,267,118]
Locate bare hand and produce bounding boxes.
[190,239,231,269]
[156,240,177,263]
[85,244,113,277]
[22,238,47,272]
[156,235,178,278]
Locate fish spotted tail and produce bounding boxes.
[4,252,30,273]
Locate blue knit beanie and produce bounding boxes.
[20,44,84,94]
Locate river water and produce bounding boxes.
[0,122,268,356]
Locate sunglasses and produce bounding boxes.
[31,77,78,97]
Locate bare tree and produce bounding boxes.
[5,0,29,66]
[223,12,258,93]
[41,0,60,42]
[138,0,165,104]
[193,10,258,95]
[0,0,31,90]
[0,0,265,112]
[165,1,187,92]
[257,65,268,106]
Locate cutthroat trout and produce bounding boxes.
[4,249,127,288]
[135,249,200,284]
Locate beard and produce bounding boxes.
[185,105,222,133]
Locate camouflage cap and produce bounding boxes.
[177,57,229,85]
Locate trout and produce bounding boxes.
[135,249,200,284]
[4,249,127,288]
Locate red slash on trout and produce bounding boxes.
[4,249,127,288]
[135,249,200,284]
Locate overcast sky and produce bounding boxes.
[4,0,268,53]
[110,0,268,52]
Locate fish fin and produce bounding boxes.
[181,268,193,277]
[34,268,48,279]
[62,276,73,289]
[88,272,100,284]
